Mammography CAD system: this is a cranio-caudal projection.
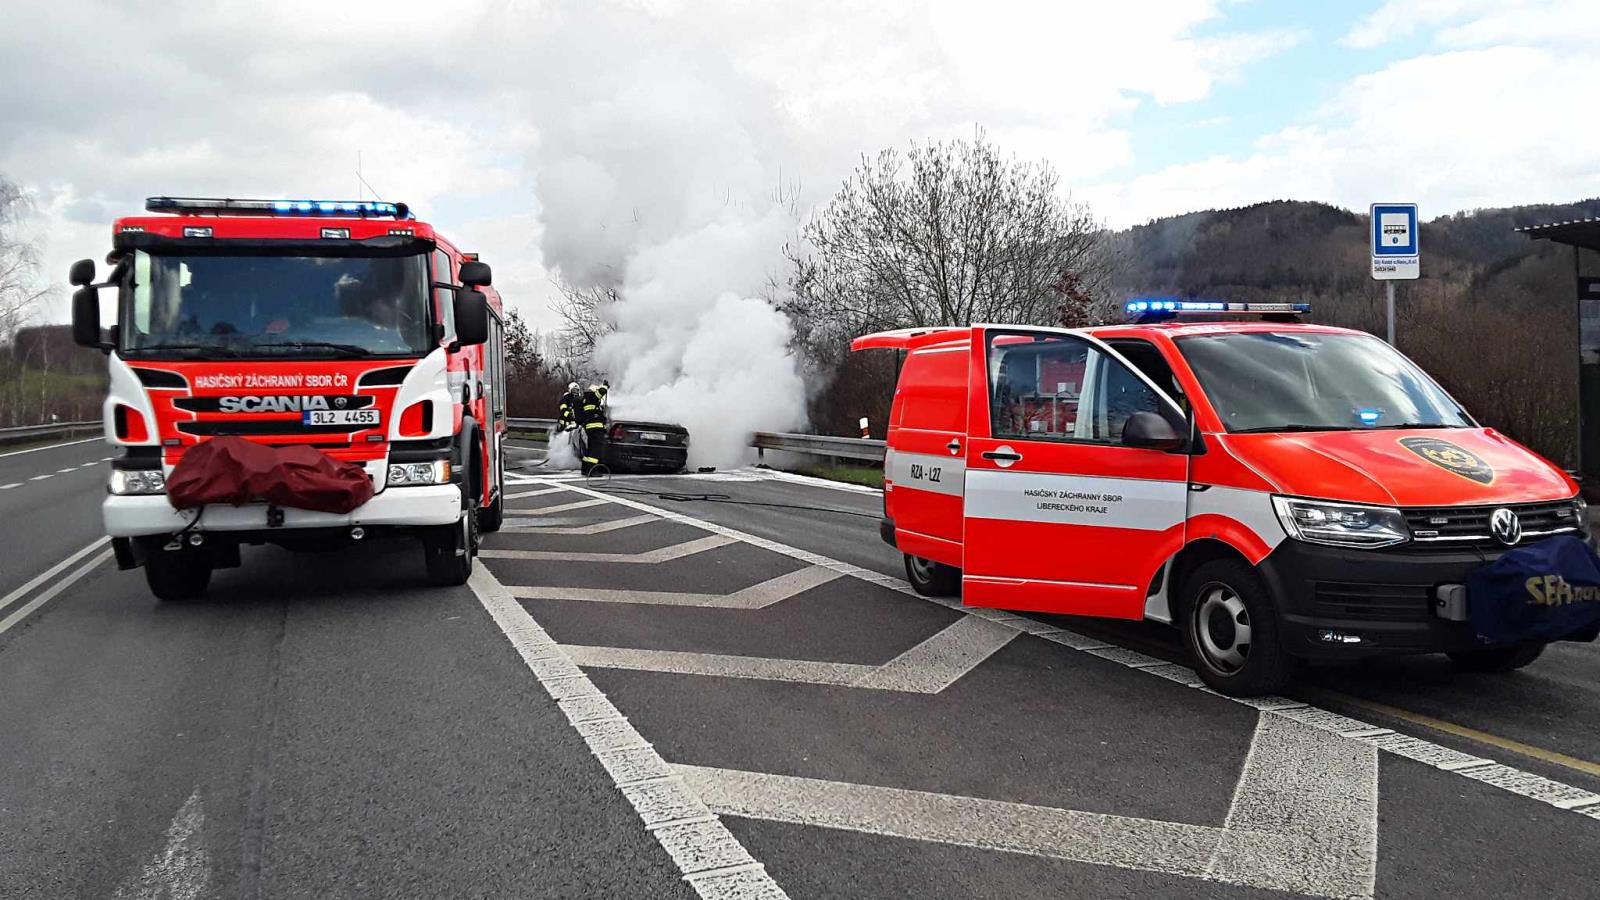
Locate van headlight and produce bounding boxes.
[1271,496,1410,548]
[388,460,451,486]
[109,468,166,495]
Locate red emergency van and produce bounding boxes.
[855,302,1589,695]
[70,197,511,600]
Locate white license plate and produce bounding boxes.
[304,409,380,427]
[640,431,668,442]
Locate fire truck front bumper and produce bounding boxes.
[103,485,464,538]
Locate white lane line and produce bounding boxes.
[56,467,78,474]
[79,461,99,468]
[503,514,660,536]
[748,468,884,496]
[0,436,101,459]
[505,486,574,500]
[0,536,110,618]
[851,615,1018,693]
[480,534,738,564]
[111,789,210,900]
[676,713,1378,899]
[565,645,876,686]
[511,566,840,609]
[467,566,790,900]
[539,476,1600,821]
[28,474,52,481]
[507,498,610,516]
[0,547,114,638]
[0,482,19,490]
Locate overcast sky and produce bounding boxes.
[3,0,1595,329]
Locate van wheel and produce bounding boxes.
[145,546,212,602]
[1448,643,1545,672]
[904,554,960,597]
[1181,559,1294,697]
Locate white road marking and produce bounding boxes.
[0,482,19,490]
[466,566,789,899]
[0,536,110,621]
[28,474,52,481]
[79,461,99,468]
[851,615,1017,693]
[111,789,209,900]
[677,713,1377,899]
[56,467,78,473]
[536,475,1600,821]
[0,436,101,458]
[512,565,840,609]
[503,514,662,536]
[505,486,574,500]
[0,548,114,638]
[480,534,738,564]
[751,468,883,495]
[507,498,610,516]
[566,644,876,686]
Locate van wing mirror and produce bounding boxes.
[453,287,489,346]
[458,260,491,287]
[1122,411,1184,451]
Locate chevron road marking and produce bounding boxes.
[506,498,610,516]
[503,514,662,536]
[480,534,738,564]
[510,565,840,609]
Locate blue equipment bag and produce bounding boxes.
[1466,536,1600,644]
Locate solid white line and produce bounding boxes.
[851,615,1017,693]
[511,565,840,609]
[0,547,114,638]
[0,436,100,459]
[0,536,110,617]
[751,468,883,496]
[111,789,209,900]
[537,475,1600,822]
[480,534,738,564]
[466,566,789,899]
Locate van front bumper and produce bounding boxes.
[104,485,463,538]
[1256,540,1505,660]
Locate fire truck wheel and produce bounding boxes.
[423,486,478,587]
[1448,643,1545,672]
[1181,559,1293,696]
[904,554,960,597]
[144,546,212,602]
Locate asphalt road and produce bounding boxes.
[2,441,1598,899]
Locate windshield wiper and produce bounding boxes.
[1362,422,1467,430]
[254,341,373,357]
[128,343,240,357]
[1231,424,1359,434]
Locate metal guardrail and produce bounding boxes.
[751,431,886,463]
[506,417,558,435]
[0,420,101,448]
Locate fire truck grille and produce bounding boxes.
[177,420,364,437]
[1401,499,1582,550]
[1312,581,1434,622]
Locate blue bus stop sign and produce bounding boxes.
[1371,203,1420,280]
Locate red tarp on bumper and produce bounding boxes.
[166,436,375,514]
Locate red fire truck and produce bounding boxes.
[70,197,510,600]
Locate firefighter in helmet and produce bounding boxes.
[556,382,580,433]
[577,381,610,475]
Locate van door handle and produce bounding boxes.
[946,439,961,454]
[982,450,1022,462]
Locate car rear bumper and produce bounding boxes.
[103,484,463,537]
[606,440,687,473]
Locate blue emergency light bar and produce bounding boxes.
[1125,299,1311,322]
[144,197,412,219]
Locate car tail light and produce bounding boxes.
[398,401,433,437]
[113,405,149,442]
[610,425,625,439]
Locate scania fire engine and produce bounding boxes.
[71,197,510,601]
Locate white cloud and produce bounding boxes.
[1343,0,1600,49]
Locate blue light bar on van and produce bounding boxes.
[1125,299,1311,320]
[144,197,411,219]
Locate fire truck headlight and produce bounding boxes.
[387,460,451,486]
[109,468,166,495]
[1271,496,1409,549]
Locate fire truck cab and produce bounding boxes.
[70,197,511,600]
[856,303,1588,695]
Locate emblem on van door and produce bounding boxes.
[1397,437,1494,485]
[1490,507,1522,546]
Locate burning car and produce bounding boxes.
[603,420,689,474]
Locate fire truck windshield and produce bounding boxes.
[1176,331,1473,434]
[118,250,433,359]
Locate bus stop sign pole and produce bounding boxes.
[1371,203,1420,344]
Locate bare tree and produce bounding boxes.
[783,130,1110,361]
[550,277,618,371]
[0,176,47,345]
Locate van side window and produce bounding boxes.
[1105,339,1185,408]
[988,332,1169,445]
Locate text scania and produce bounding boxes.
[218,395,333,413]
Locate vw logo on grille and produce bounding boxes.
[1490,507,1522,546]
[334,396,348,409]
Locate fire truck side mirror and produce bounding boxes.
[71,286,105,350]
[1122,411,1184,452]
[453,288,489,346]
[69,258,96,287]
[458,260,492,287]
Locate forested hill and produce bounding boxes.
[1103,198,1600,467]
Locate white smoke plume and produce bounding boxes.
[525,10,809,468]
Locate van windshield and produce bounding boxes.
[118,250,434,359]
[1175,331,1472,434]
